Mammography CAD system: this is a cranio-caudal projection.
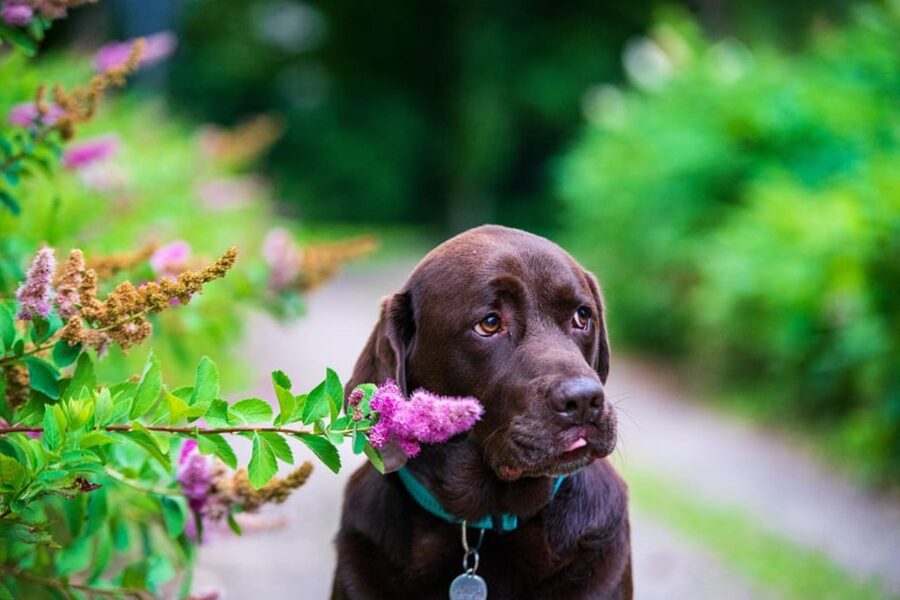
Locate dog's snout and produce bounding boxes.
[549,377,605,423]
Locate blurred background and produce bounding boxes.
[6,0,899,597]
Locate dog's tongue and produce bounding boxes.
[565,437,587,452]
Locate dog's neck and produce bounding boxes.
[403,440,561,522]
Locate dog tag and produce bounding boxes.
[449,573,488,600]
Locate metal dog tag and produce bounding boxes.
[449,573,488,600]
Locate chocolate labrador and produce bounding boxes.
[332,225,631,599]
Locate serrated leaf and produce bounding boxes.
[271,370,292,390]
[295,433,341,474]
[42,404,64,450]
[120,422,169,470]
[203,398,231,427]
[24,356,59,399]
[273,384,295,427]
[325,368,343,424]
[0,454,26,490]
[190,356,219,408]
[231,398,273,424]
[301,380,329,425]
[196,433,237,469]
[164,391,189,424]
[0,303,16,350]
[259,431,293,464]
[130,353,162,419]
[52,340,81,368]
[363,442,385,474]
[248,433,277,489]
[62,352,95,402]
[352,429,367,454]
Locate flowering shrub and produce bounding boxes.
[0,5,437,597]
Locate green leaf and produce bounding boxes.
[56,535,92,576]
[0,189,21,216]
[24,356,59,399]
[295,433,341,474]
[352,429,367,454]
[203,398,231,427]
[0,303,15,350]
[196,433,237,469]
[227,510,242,536]
[248,433,277,489]
[30,313,61,344]
[273,383,296,427]
[190,356,219,408]
[83,487,107,537]
[0,582,13,600]
[42,404,65,450]
[271,370,292,390]
[94,387,113,426]
[164,390,189,424]
[78,431,116,448]
[231,398,273,424]
[52,340,81,368]
[363,442,385,474]
[62,352,95,402]
[130,353,162,420]
[325,368,343,424]
[120,422,170,470]
[0,454,27,490]
[301,380,330,424]
[259,431,293,464]
[161,496,187,537]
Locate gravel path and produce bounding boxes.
[192,260,900,599]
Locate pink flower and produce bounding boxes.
[262,228,301,291]
[197,177,264,211]
[8,102,64,127]
[93,31,177,73]
[1,4,32,26]
[178,440,212,513]
[16,248,55,321]
[368,381,483,458]
[150,241,191,279]
[62,135,120,170]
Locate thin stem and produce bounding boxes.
[103,466,181,496]
[0,565,153,599]
[0,339,58,365]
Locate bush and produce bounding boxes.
[559,5,900,483]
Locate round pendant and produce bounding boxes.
[449,573,488,600]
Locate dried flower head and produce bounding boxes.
[85,242,156,280]
[198,114,285,167]
[15,247,56,320]
[54,249,84,320]
[368,381,484,458]
[61,246,238,352]
[298,236,378,291]
[2,364,30,409]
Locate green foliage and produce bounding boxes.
[560,5,900,482]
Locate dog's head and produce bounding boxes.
[348,225,616,481]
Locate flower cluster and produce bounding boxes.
[367,380,484,458]
[262,230,378,293]
[84,243,157,281]
[62,135,120,170]
[198,115,285,168]
[177,440,313,541]
[15,247,55,320]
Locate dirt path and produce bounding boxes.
[193,260,900,599]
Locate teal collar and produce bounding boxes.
[396,466,566,533]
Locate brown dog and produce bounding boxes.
[332,225,631,599]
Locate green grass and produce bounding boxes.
[622,465,896,600]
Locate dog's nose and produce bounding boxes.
[550,377,605,423]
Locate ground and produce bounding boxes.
[193,260,900,600]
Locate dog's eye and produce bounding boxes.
[573,306,591,330]
[475,313,502,336]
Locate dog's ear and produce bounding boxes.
[346,291,414,472]
[347,291,414,393]
[585,271,611,384]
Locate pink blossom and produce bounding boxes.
[178,440,212,513]
[62,135,120,170]
[368,381,483,458]
[262,228,301,291]
[150,241,191,279]
[8,102,64,127]
[197,177,264,211]
[15,248,55,321]
[1,4,32,27]
[93,31,177,73]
